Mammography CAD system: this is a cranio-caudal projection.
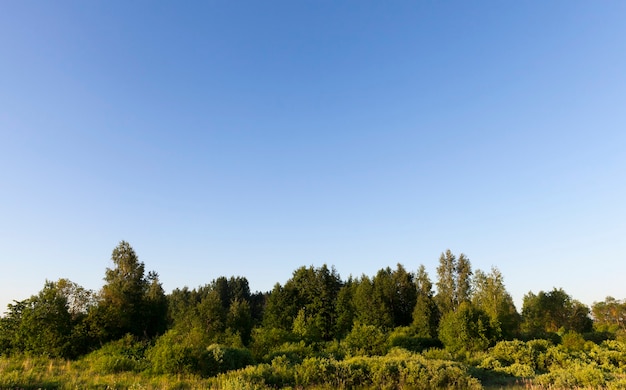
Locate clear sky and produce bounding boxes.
[1,1,625,313]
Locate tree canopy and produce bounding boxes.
[1,243,613,371]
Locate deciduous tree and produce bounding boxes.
[472,267,520,339]
[521,288,592,337]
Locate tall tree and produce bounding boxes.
[435,250,456,314]
[95,241,165,340]
[144,271,168,338]
[389,264,418,327]
[472,268,520,339]
[334,277,356,338]
[226,299,253,345]
[0,281,79,357]
[283,265,342,341]
[435,250,473,314]
[412,265,440,338]
[592,296,626,332]
[521,288,593,336]
[455,253,473,306]
[263,283,299,331]
[198,290,227,338]
[353,275,393,329]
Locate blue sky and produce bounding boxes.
[1,1,625,312]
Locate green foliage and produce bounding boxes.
[561,331,587,351]
[226,299,253,345]
[439,302,496,354]
[205,344,254,377]
[210,349,483,390]
[592,296,626,335]
[95,241,167,342]
[535,365,608,388]
[4,245,626,388]
[262,265,342,342]
[146,327,208,375]
[166,276,256,349]
[147,326,253,377]
[83,334,148,374]
[0,280,92,358]
[476,338,626,388]
[479,339,552,375]
[351,264,422,332]
[375,264,418,327]
[472,267,520,339]
[412,265,440,339]
[341,322,387,356]
[265,341,315,364]
[353,275,393,329]
[249,327,298,362]
[521,288,593,338]
[435,250,473,315]
[334,278,356,339]
[387,326,442,353]
[2,339,626,389]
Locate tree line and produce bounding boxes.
[0,241,624,364]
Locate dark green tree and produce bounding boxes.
[144,271,168,338]
[226,298,253,345]
[521,288,592,337]
[0,281,76,357]
[388,264,418,327]
[198,290,227,339]
[353,275,393,329]
[94,241,166,341]
[0,300,26,354]
[262,265,342,341]
[353,264,418,330]
[263,283,300,331]
[412,265,440,338]
[334,277,356,338]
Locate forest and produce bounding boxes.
[0,241,625,389]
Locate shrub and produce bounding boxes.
[82,334,148,374]
[265,341,314,364]
[535,365,607,388]
[249,327,298,362]
[146,329,205,375]
[341,322,387,356]
[387,326,442,353]
[438,303,496,354]
[421,347,453,361]
[561,331,586,351]
[205,344,254,376]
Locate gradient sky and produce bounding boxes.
[1,1,625,313]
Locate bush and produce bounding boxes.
[82,334,148,374]
[561,331,586,351]
[438,303,496,354]
[535,365,607,388]
[146,328,205,375]
[249,327,298,362]
[209,349,483,390]
[421,347,453,361]
[387,326,442,353]
[341,322,387,356]
[205,344,254,376]
[265,341,314,364]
